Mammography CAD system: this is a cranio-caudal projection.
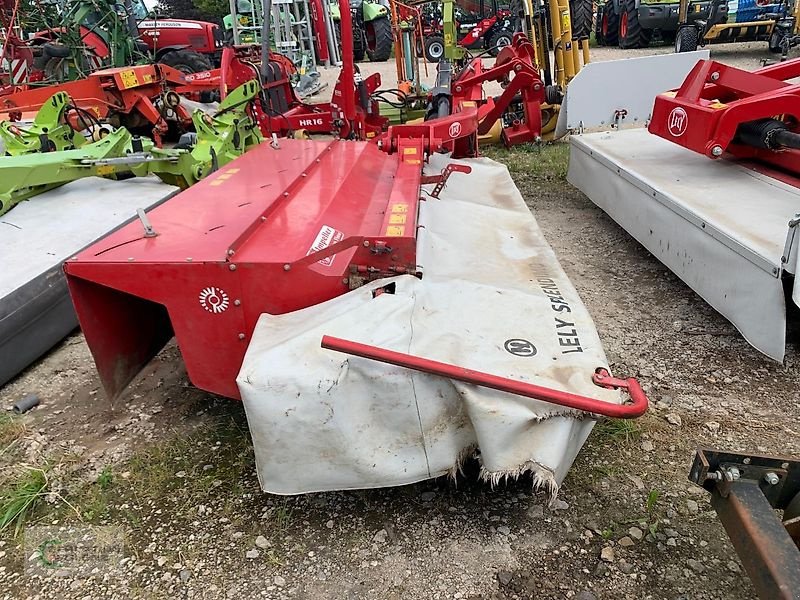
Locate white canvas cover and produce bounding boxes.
[237,154,620,497]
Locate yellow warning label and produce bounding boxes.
[403,148,418,155]
[390,203,408,213]
[709,102,728,109]
[444,33,453,46]
[143,73,154,84]
[389,214,407,224]
[96,165,114,176]
[119,70,139,89]
[386,226,405,237]
[561,11,570,31]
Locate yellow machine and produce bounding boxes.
[674,0,800,53]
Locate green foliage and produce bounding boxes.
[156,0,227,22]
[483,141,571,182]
[0,467,48,536]
[593,418,641,444]
[97,466,114,490]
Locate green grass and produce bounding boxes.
[0,467,48,536]
[0,413,26,450]
[592,418,642,444]
[483,141,571,182]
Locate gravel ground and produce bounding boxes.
[1,43,799,599]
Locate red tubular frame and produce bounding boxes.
[321,335,648,418]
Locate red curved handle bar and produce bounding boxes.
[321,335,648,419]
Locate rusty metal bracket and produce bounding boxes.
[688,448,800,600]
[420,164,473,199]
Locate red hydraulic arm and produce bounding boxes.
[649,57,800,176]
[321,335,649,419]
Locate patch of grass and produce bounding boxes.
[0,467,48,536]
[592,418,641,444]
[0,413,26,450]
[124,415,254,515]
[97,466,114,490]
[483,141,571,181]
[645,489,660,513]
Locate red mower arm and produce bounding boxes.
[321,335,648,419]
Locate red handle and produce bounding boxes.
[321,335,648,419]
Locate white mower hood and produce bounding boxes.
[237,154,620,497]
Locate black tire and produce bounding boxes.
[159,50,213,74]
[487,29,513,55]
[769,30,783,53]
[424,35,445,62]
[43,42,71,58]
[334,21,366,62]
[365,16,393,61]
[569,0,594,40]
[618,0,651,49]
[674,25,698,52]
[600,0,619,47]
[353,28,367,62]
[595,5,606,45]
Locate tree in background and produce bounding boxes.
[156,0,231,22]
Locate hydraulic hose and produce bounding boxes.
[735,118,800,150]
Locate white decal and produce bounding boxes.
[298,117,324,127]
[448,121,462,138]
[667,107,688,137]
[307,225,344,267]
[138,20,204,29]
[199,286,230,314]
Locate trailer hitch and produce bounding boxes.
[321,335,648,419]
[688,448,800,600]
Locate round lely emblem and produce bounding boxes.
[504,338,537,357]
[199,286,230,314]
[449,121,462,138]
[667,107,688,137]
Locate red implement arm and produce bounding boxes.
[321,335,649,419]
[649,58,800,175]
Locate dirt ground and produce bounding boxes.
[1,43,799,600]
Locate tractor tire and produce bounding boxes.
[365,16,393,61]
[769,30,783,53]
[334,21,366,62]
[569,0,594,40]
[618,0,651,49]
[424,35,445,62]
[159,50,213,75]
[674,25,698,52]
[600,0,619,47]
[43,42,71,58]
[353,28,367,62]
[595,5,606,45]
[43,57,70,82]
[488,29,513,55]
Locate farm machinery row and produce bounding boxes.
[596,0,800,54]
[0,0,225,94]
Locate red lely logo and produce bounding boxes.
[449,122,462,138]
[667,107,688,137]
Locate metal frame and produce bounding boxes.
[689,448,800,600]
[321,335,649,418]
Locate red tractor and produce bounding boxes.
[1,0,224,91]
[421,0,514,62]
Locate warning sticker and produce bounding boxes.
[119,70,139,89]
[306,225,344,267]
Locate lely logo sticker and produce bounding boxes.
[667,107,688,137]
